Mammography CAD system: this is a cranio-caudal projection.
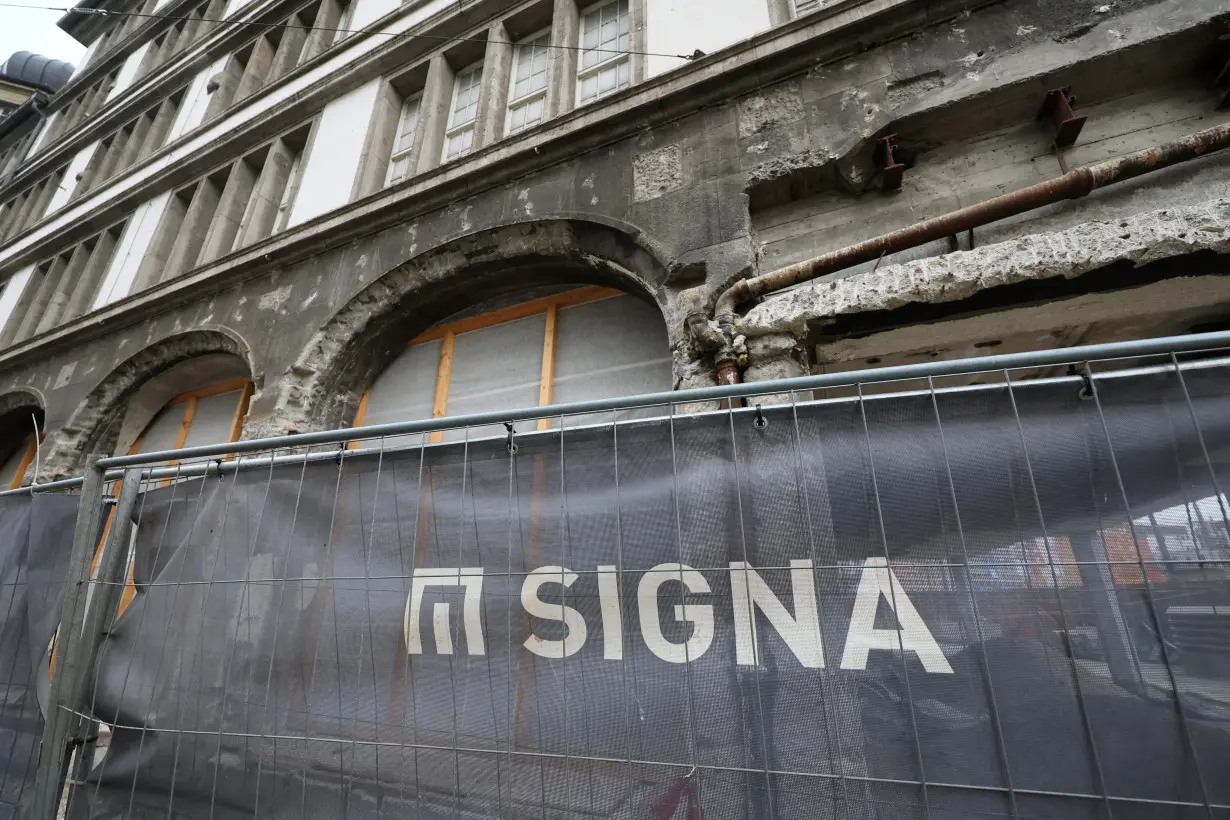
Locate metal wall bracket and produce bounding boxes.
[874,134,905,192]
[1039,87,1086,149]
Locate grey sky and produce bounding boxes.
[1,4,87,74]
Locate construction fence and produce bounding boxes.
[3,332,1230,819]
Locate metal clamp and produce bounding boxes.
[504,422,518,455]
[753,404,768,429]
[1039,87,1086,149]
[874,134,906,192]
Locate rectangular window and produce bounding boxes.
[791,0,822,16]
[578,0,630,104]
[506,31,550,135]
[442,63,482,161]
[385,94,421,185]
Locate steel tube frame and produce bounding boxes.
[0,329,1228,493]
[28,461,132,819]
[95,328,1230,469]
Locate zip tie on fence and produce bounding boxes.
[1067,364,1095,400]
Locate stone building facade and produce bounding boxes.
[0,0,1226,483]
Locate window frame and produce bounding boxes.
[442,61,484,162]
[505,28,552,136]
[385,92,423,186]
[791,0,822,16]
[351,285,627,445]
[576,0,631,105]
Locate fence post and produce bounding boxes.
[29,461,139,820]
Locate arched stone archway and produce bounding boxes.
[261,218,683,436]
[41,327,255,479]
[0,388,45,488]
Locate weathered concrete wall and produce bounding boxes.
[0,0,1227,481]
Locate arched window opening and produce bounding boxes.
[0,407,43,489]
[114,354,253,457]
[355,286,671,443]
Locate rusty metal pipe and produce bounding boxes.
[707,121,1230,383]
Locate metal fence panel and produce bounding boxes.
[7,341,1230,819]
[0,494,80,819]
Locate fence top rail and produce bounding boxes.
[91,328,1230,471]
[2,329,1227,499]
[8,349,1229,498]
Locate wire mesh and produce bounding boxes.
[5,340,1230,819]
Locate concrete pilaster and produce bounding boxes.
[268,24,308,84]
[234,36,276,103]
[198,160,257,263]
[92,129,130,189]
[351,81,400,199]
[161,178,221,281]
[415,54,455,175]
[113,115,152,176]
[136,95,179,161]
[301,0,343,63]
[13,256,65,342]
[4,188,37,241]
[132,191,188,292]
[202,56,243,121]
[63,228,119,321]
[0,267,41,348]
[547,0,579,118]
[475,22,512,148]
[237,140,293,247]
[35,244,90,335]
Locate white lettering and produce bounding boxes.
[404,568,486,656]
[730,560,824,668]
[638,563,714,664]
[840,557,952,674]
[597,565,623,660]
[522,566,588,658]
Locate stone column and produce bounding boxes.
[415,54,456,175]
[35,244,90,334]
[136,95,179,161]
[161,177,221,281]
[233,35,276,103]
[475,22,513,148]
[268,21,309,83]
[198,159,258,263]
[301,0,343,63]
[13,256,66,342]
[742,331,809,404]
[237,139,294,246]
[546,0,579,118]
[351,81,400,199]
[63,226,119,321]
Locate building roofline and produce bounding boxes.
[0,92,50,143]
[56,0,117,45]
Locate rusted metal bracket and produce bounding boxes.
[1039,87,1086,149]
[874,134,906,192]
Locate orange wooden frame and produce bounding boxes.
[349,286,621,442]
[6,432,39,490]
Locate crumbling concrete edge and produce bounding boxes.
[737,197,1230,345]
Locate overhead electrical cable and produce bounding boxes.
[0,1,700,61]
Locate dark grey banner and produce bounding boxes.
[0,494,80,820]
[64,367,1230,818]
